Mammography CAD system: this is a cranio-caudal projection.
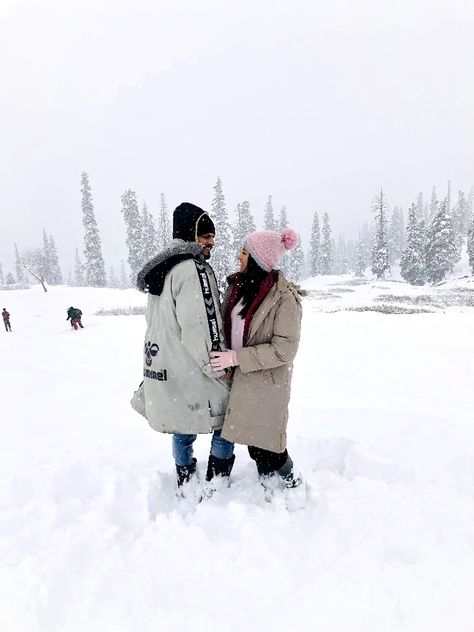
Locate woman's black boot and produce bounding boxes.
[277,455,306,511]
[276,454,303,488]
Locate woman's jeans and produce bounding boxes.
[172,430,234,467]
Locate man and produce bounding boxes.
[2,308,11,332]
[132,202,234,494]
[66,306,84,330]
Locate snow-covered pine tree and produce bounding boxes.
[73,248,85,286]
[360,222,371,267]
[41,229,52,282]
[81,172,106,287]
[430,186,438,221]
[388,206,404,264]
[416,192,424,221]
[447,180,452,214]
[467,217,474,274]
[452,190,469,248]
[345,239,356,273]
[337,235,349,274]
[320,212,333,275]
[278,205,290,277]
[210,177,233,293]
[119,260,129,289]
[121,188,143,284]
[14,243,25,284]
[355,238,366,276]
[309,211,321,276]
[157,193,172,250]
[331,238,337,270]
[343,237,351,273]
[371,189,390,279]
[6,272,15,285]
[232,201,256,257]
[332,238,341,274]
[263,195,276,231]
[287,235,304,282]
[425,199,459,284]
[468,187,474,223]
[108,266,120,288]
[47,235,62,284]
[141,202,157,263]
[400,203,426,285]
[67,270,73,286]
[278,205,288,231]
[0,261,3,285]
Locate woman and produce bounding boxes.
[209,228,305,505]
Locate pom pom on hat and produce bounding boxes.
[245,228,299,272]
[281,228,298,250]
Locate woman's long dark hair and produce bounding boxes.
[235,255,271,318]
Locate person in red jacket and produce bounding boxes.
[66,306,84,330]
[2,308,11,332]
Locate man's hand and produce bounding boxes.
[210,350,239,371]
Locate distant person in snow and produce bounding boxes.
[131,203,234,497]
[66,306,84,330]
[209,228,306,509]
[2,308,11,332]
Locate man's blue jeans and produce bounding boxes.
[172,430,234,467]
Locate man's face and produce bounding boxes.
[197,233,215,259]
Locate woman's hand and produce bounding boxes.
[209,350,239,371]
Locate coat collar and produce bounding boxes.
[246,272,301,341]
[136,239,203,292]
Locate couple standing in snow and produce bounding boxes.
[131,202,305,506]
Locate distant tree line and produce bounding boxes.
[2,175,473,291]
[308,183,474,285]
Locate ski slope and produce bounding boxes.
[1,279,474,632]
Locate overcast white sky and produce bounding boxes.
[1,0,473,274]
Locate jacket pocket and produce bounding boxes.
[130,381,146,418]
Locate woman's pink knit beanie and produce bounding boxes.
[245,228,299,272]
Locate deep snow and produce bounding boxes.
[1,279,474,632]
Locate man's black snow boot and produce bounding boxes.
[276,454,303,488]
[205,454,235,481]
[176,457,197,487]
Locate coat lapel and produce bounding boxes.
[247,277,285,341]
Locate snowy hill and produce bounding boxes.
[1,282,473,631]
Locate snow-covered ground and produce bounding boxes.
[1,279,474,632]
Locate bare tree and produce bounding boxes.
[22,248,48,292]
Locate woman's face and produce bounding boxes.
[238,248,249,273]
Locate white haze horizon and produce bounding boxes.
[1,0,473,275]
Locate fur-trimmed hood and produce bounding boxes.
[136,239,203,295]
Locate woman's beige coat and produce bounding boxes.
[220,272,303,452]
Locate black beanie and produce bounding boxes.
[173,202,215,242]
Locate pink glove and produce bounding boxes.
[209,350,239,371]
